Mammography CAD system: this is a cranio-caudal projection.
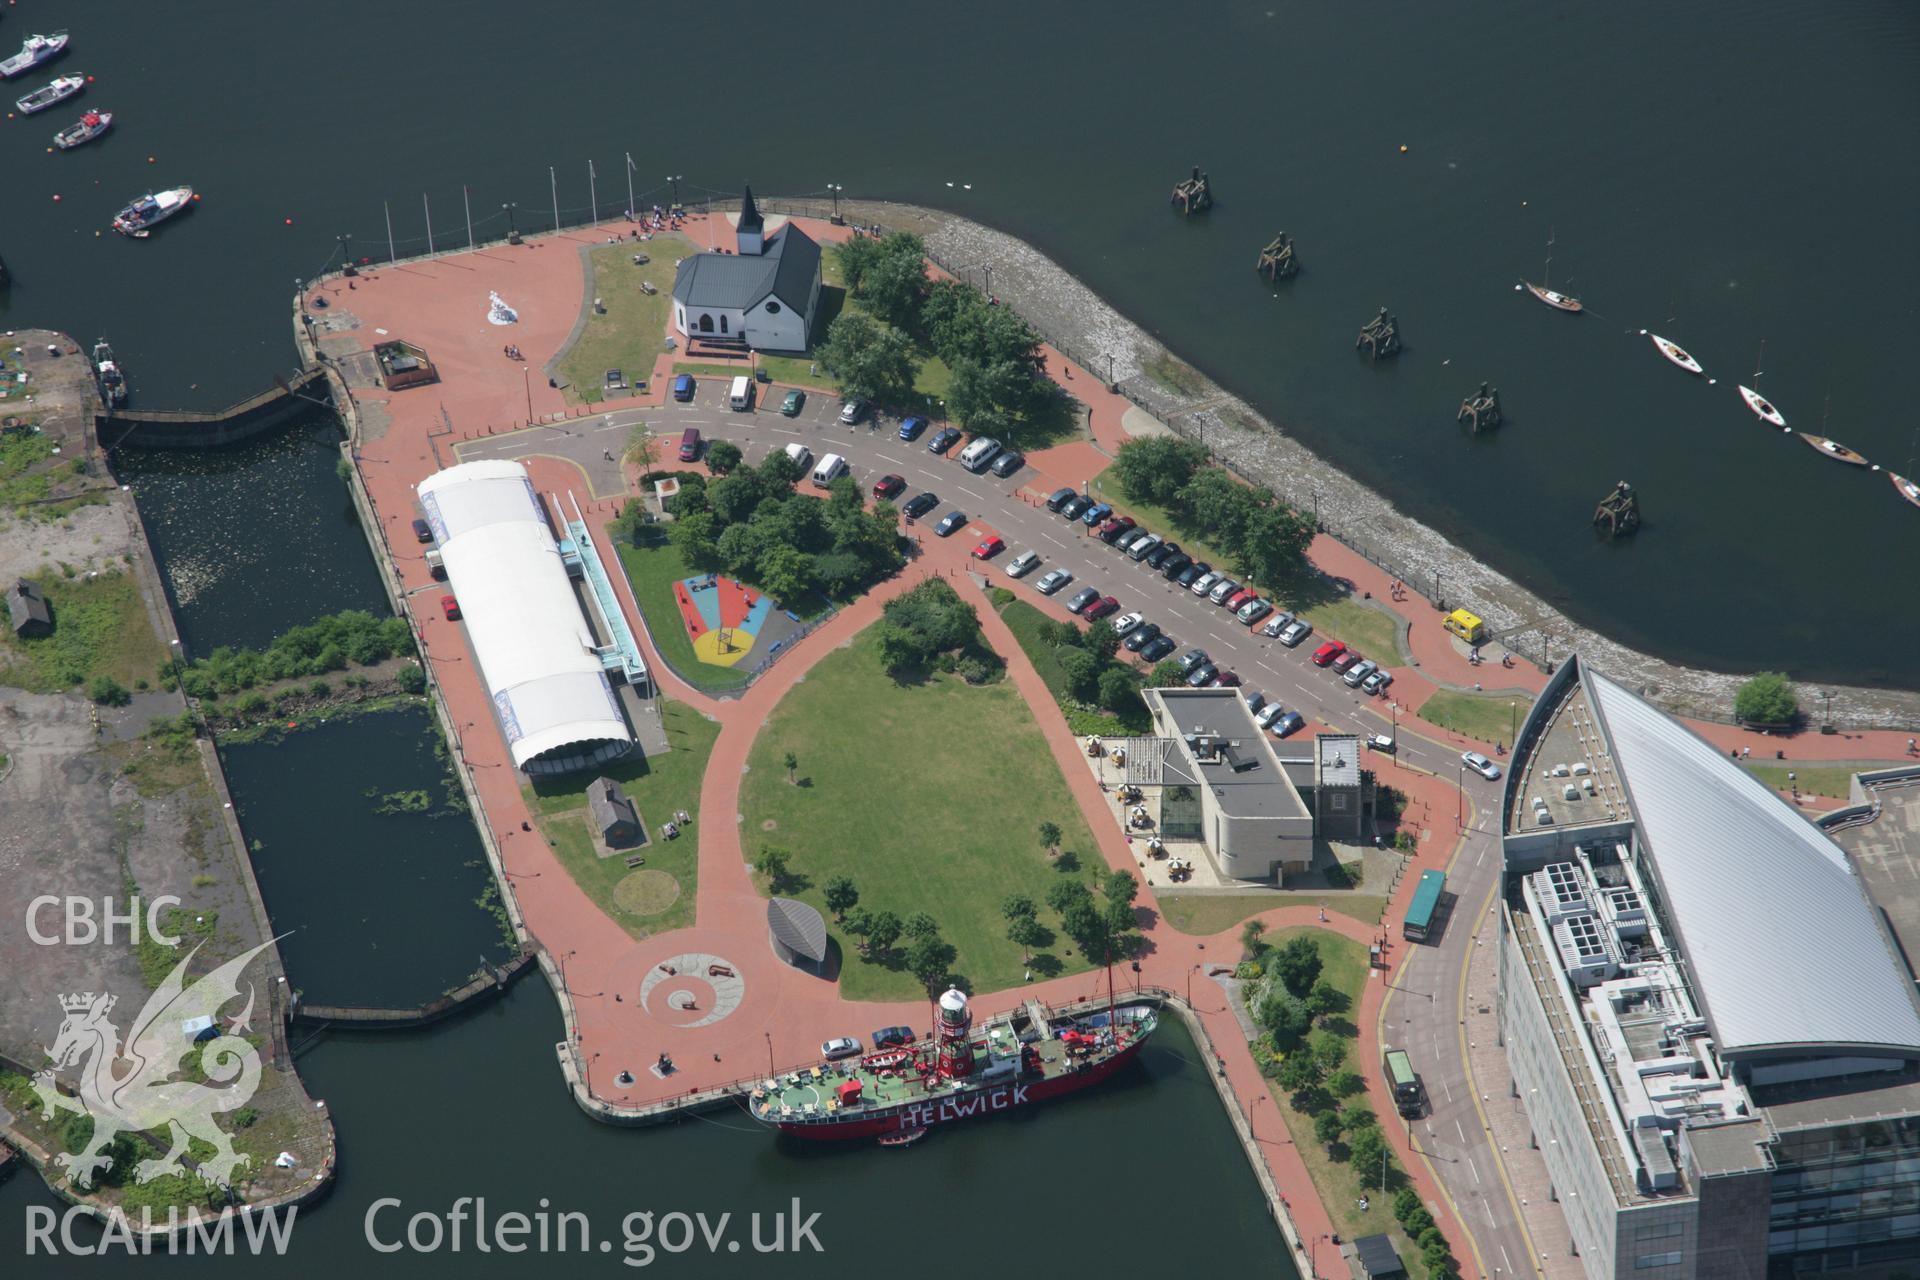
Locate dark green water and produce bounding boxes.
[0,1,1913,683]
[111,412,385,655]
[218,706,510,1008]
[0,990,1282,1274]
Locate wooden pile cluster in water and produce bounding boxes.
[1256,232,1298,281]
[1457,382,1502,432]
[1170,167,1212,215]
[1356,307,1401,359]
[1592,481,1641,537]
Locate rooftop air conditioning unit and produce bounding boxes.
[1563,784,1580,801]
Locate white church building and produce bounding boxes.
[671,188,822,354]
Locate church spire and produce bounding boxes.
[737,185,766,254]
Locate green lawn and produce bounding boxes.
[1415,687,1534,748]
[996,599,1152,736]
[555,236,692,405]
[1160,892,1388,935]
[740,627,1099,1001]
[0,568,165,693]
[614,539,753,692]
[1741,763,1873,800]
[525,699,718,939]
[1253,929,1436,1280]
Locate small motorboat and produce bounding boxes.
[1888,472,1920,511]
[15,72,82,114]
[877,1127,926,1148]
[53,109,112,150]
[113,186,194,238]
[1797,433,1869,467]
[1523,281,1583,312]
[1738,385,1787,429]
[92,339,128,410]
[0,31,69,79]
[1649,333,1703,375]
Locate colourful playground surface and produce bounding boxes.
[673,574,774,667]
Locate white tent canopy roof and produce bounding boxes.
[418,460,630,772]
[1586,669,1920,1058]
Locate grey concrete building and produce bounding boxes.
[586,776,642,847]
[1142,687,1314,881]
[8,578,51,639]
[1496,657,1920,1280]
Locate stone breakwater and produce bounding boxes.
[812,198,1919,730]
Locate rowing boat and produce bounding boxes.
[1796,433,1869,467]
[1649,333,1703,374]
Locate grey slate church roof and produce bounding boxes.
[672,222,820,314]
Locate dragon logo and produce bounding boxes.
[31,940,275,1190]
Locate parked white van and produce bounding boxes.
[958,436,1001,473]
[784,442,813,473]
[810,452,848,488]
[728,375,753,411]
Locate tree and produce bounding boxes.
[1735,671,1798,726]
[1344,1106,1377,1131]
[905,933,954,993]
[1007,914,1047,965]
[1314,1108,1346,1151]
[1002,893,1038,922]
[904,911,940,941]
[753,846,794,893]
[824,876,859,921]
[1239,918,1267,959]
[1257,988,1313,1046]
[1098,666,1139,715]
[1060,647,1103,702]
[1046,879,1092,916]
[1178,468,1258,554]
[1307,979,1346,1020]
[704,440,743,476]
[1309,1031,1348,1075]
[1278,1052,1325,1094]
[1113,437,1210,505]
[817,312,915,405]
[843,907,873,950]
[1103,869,1139,907]
[834,235,884,293]
[1082,620,1121,662]
[1328,1069,1365,1100]
[397,663,427,695]
[864,910,903,957]
[874,624,928,676]
[1237,500,1317,586]
[1393,1188,1424,1224]
[758,450,805,490]
[1273,935,1324,994]
[669,509,723,573]
[1147,659,1188,689]
[756,545,815,608]
[855,232,929,331]
[1349,1128,1392,1187]
[1036,823,1062,858]
[781,750,799,784]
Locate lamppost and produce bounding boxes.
[827,183,844,224]
[1106,352,1115,388]
[1822,689,1833,732]
[1457,760,1466,829]
[502,202,520,244]
[764,1031,775,1077]
[338,233,356,277]
[982,264,992,297]
[1510,699,1519,751]
[667,174,683,208]
[1433,569,1443,610]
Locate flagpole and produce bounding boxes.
[423,193,434,255]
[589,160,598,227]
[550,166,560,233]
[384,201,395,263]
[463,185,474,249]
[625,154,635,221]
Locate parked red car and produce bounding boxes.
[1096,516,1136,544]
[873,474,907,500]
[1311,640,1346,667]
[971,535,1005,560]
[1224,588,1258,612]
[1083,595,1120,621]
[1330,649,1362,676]
[440,595,462,621]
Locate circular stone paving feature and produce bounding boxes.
[612,869,680,916]
[638,952,745,1029]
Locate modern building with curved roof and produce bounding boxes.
[1494,656,1920,1280]
[767,898,828,972]
[417,460,633,775]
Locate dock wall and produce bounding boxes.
[97,368,332,450]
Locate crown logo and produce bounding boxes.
[59,992,113,1015]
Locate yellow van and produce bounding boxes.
[1443,608,1485,644]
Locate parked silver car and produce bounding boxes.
[1005,550,1041,578]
